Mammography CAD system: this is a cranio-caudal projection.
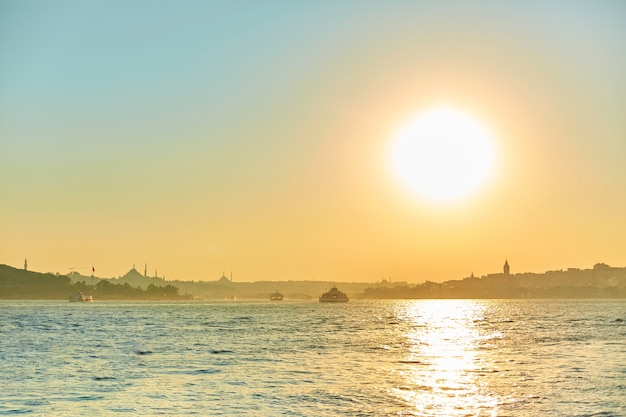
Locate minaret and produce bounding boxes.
[24,258,28,271]
[503,259,510,275]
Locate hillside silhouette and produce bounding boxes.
[0,264,190,300]
[363,263,626,299]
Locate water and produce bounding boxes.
[1,300,624,416]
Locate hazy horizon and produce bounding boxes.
[4,259,624,285]
[2,1,625,283]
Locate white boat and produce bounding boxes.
[319,286,349,303]
[69,291,94,302]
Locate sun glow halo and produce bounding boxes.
[391,106,497,202]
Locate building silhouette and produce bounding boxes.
[503,259,510,275]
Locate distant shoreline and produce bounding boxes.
[2,262,626,300]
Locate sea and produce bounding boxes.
[1,299,624,416]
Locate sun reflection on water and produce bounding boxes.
[392,300,503,416]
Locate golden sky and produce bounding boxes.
[1,1,625,282]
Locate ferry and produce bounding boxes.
[319,286,349,303]
[69,291,94,302]
[270,291,284,301]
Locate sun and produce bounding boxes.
[390,105,497,202]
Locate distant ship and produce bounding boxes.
[319,286,349,303]
[69,291,94,302]
[270,291,284,301]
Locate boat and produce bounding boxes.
[319,286,349,303]
[270,291,284,301]
[69,291,94,302]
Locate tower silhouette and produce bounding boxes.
[503,259,510,275]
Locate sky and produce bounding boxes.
[1,0,625,283]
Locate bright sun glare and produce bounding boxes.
[391,105,497,202]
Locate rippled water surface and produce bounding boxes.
[1,299,625,416]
